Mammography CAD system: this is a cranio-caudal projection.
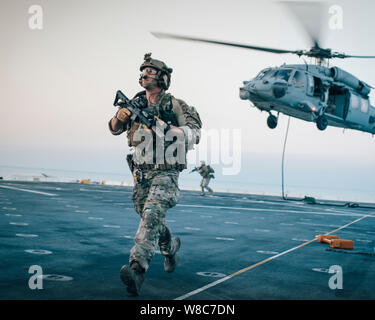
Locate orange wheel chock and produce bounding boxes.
[316,235,340,243]
[330,239,354,249]
[315,234,354,249]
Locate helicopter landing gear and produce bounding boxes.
[267,113,278,129]
[316,115,328,131]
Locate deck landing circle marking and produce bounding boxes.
[312,268,330,273]
[25,249,52,255]
[39,274,73,281]
[257,250,279,255]
[216,237,235,241]
[10,222,28,226]
[185,227,201,231]
[16,233,38,238]
[197,272,226,278]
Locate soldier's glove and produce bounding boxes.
[115,107,131,123]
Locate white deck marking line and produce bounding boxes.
[174,213,371,300]
[0,185,57,196]
[79,188,132,193]
[177,204,374,218]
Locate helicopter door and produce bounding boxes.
[326,87,347,119]
[312,77,326,102]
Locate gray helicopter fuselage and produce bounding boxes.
[240,64,375,133]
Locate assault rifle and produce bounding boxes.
[189,165,215,178]
[113,90,170,139]
[189,167,199,174]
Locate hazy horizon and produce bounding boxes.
[1,0,374,202]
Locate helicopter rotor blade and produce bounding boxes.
[152,32,302,55]
[279,1,325,49]
[332,53,375,59]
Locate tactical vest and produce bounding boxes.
[199,165,214,178]
[127,91,188,171]
[126,92,180,147]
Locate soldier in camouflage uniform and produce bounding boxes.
[108,53,202,295]
[192,161,214,196]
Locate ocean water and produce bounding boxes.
[0,165,374,204]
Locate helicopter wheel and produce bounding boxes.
[316,115,328,131]
[267,114,278,129]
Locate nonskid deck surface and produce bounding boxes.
[1,181,374,300]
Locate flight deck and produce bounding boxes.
[1,181,374,300]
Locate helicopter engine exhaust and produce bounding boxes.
[330,66,371,96]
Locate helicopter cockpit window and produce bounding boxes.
[291,71,305,87]
[274,69,292,82]
[255,69,272,80]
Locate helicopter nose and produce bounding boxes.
[240,87,251,100]
[240,80,257,100]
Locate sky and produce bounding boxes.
[1,0,375,201]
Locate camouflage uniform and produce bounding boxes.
[109,90,201,272]
[198,164,214,195]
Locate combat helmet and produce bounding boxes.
[139,53,173,90]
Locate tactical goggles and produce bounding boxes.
[141,68,158,76]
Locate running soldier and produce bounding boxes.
[108,53,202,295]
[190,161,215,196]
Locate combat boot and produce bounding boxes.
[162,236,181,273]
[120,262,145,296]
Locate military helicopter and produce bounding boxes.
[152,3,375,134]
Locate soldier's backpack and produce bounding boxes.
[207,165,215,173]
[207,165,215,179]
[170,96,202,144]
